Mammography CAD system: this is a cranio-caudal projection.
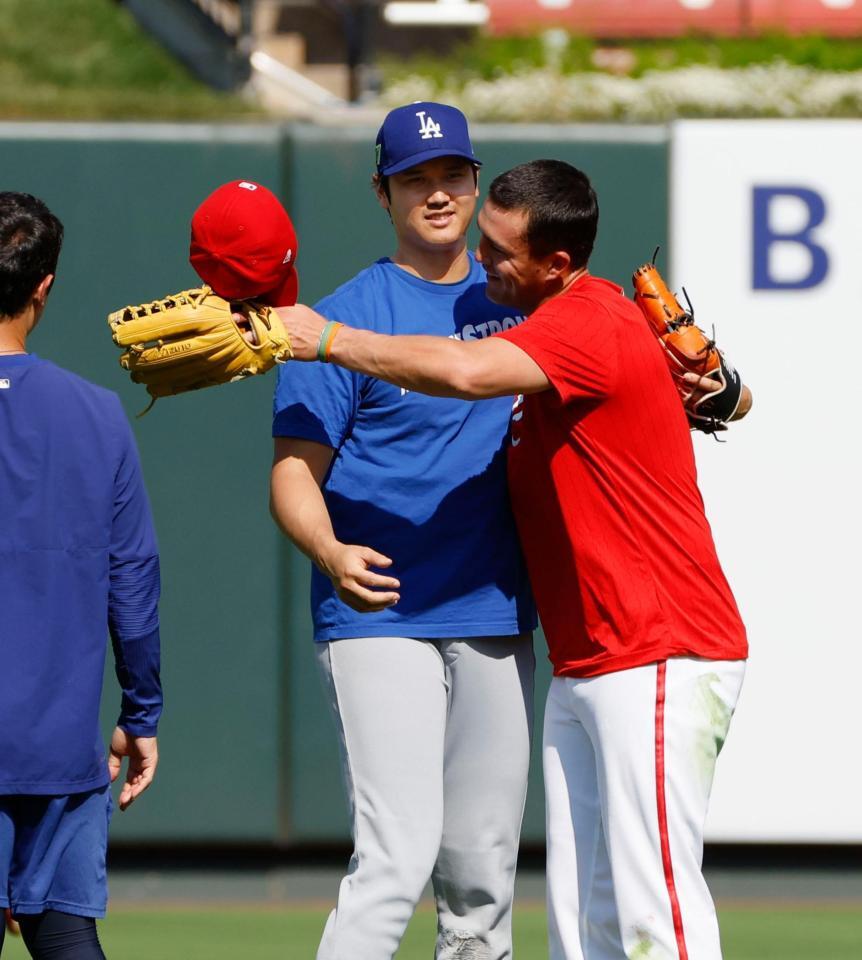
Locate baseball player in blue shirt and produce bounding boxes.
[0,192,162,959]
[269,104,536,958]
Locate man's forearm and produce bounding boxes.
[270,460,340,575]
[270,438,400,612]
[278,304,549,397]
[109,554,162,735]
[327,326,480,398]
[111,626,162,736]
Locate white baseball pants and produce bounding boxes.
[544,657,745,960]
[315,633,535,960]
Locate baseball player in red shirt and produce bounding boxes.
[279,159,749,960]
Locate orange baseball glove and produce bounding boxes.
[632,254,744,434]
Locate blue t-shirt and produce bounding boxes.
[273,254,535,640]
[0,355,161,795]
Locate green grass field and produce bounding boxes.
[0,0,255,120]
[4,904,860,959]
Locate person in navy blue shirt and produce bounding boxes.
[269,104,535,959]
[0,192,162,960]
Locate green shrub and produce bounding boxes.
[381,31,862,88]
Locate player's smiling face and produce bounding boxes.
[382,157,478,254]
[476,200,551,313]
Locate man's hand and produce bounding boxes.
[318,543,401,612]
[677,371,720,408]
[679,373,752,421]
[108,728,158,811]
[275,304,329,361]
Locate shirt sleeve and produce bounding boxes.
[495,294,619,405]
[108,405,162,737]
[272,298,365,448]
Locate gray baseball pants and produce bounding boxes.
[315,633,535,960]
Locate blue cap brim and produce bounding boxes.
[381,149,482,176]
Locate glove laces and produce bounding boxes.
[123,286,212,319]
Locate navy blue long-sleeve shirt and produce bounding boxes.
[0,354,161,795]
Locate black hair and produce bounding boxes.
[487,160,598,269]
[373,173,392,202]
[0,192,64,317]
[371,162,480,203]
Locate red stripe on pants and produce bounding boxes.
[655,661,689,960]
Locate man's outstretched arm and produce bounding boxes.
[277,304,550,400]
[278,304,746,415]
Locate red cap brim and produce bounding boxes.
[257,267,299,307]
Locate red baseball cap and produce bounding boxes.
[189,180,299,306]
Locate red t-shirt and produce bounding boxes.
[496,275,747,677]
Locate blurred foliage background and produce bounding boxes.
[0,0,254,119]
[382,30,862,87]
[3,0,862,121]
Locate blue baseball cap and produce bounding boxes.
[375,102,481,176]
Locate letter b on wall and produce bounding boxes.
[752,187,829,290]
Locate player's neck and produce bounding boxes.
[390,241,471,285]
[533,266,590,312]
[0,313,29,354]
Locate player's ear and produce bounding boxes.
[375,190,393,225]
[28,274,55,330]
[372,173,390,212]
[34,274,54,305]
[544,251,571,280]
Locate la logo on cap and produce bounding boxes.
[416,110,443,140]
[238,182,258,191]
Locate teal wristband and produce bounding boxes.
[317,321,342,362]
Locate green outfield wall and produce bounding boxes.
[0,122,668,844]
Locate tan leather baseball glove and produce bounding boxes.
[107,286,293,411]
